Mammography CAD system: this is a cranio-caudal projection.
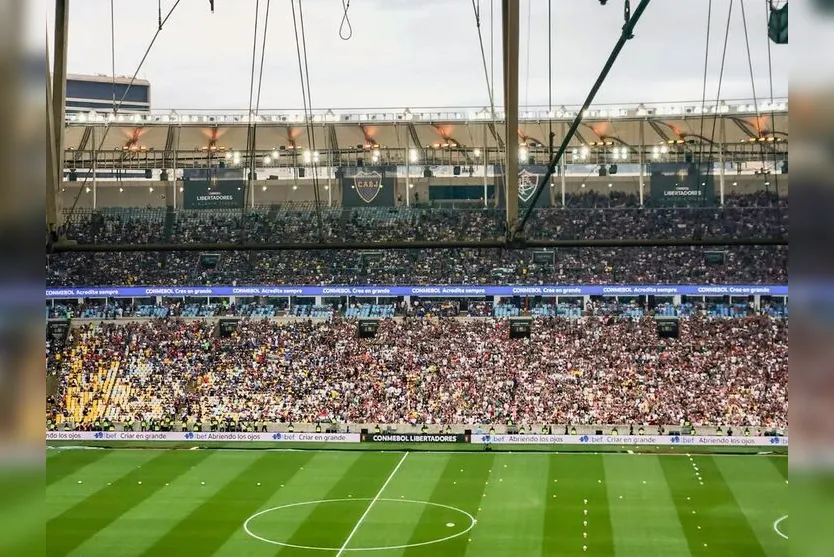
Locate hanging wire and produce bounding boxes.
[547,0,553,157]
[523,0,532,111]
[291,0,325,242]
[298,0,323,219]
[65,0,182,224]
[244,0,262,209]
[339,0,353,40]
[763,0,783,219]
[110,0,116,112]
[695,0,712,205]
[471,0,504,205]
[740,0,783,237]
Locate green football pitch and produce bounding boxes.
[46,448,788,556]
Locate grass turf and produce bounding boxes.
[46,448,788,556]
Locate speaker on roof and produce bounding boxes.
[357,157,364,167]
[297,167,305,178]
[144,169,153,179]
[453,165,461,176]
[768,2,788,44]
[781,160,788,174]
[608,164,618,175]
[423,168,433,178]
[160,170,169,181]
[598,166,607,177]
[68,169,77,181]
[685,152,693,164]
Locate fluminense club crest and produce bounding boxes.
[353,171,383,204]
[517,169,540,203]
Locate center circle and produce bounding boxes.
[243,498,477,551]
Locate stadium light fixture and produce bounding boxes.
[473,148,482,158]
[303,150,312,164]
[272,149,279,158]
[409,149,419,163]
[262,185,267,191]
[581,183,586,188]
[85,186,91,193]
[313,151,320,164]
[519,147,529,160]
[119,187,123,193]
[149,187,154,193]
[292,185,298,190]
[660,146,669,155]
[263,155,272,165]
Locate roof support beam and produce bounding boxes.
[502,0,520,236]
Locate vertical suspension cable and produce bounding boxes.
[695,0,712,209]
[291,0,324,241]
[298,0,324,222]
[110,0,116,113]
[66,0,182,223]
[764,0,782,209]
[523,0,532,111]
[244,0,261,210]
[547,0,553,157]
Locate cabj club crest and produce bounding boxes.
[517,169,540,203]
[353,171,383,204]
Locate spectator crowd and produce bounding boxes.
[47,193,788,287]
[48,315,788,430]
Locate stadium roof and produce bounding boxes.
[64,98,787,167]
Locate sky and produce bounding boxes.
[51,0,788,111]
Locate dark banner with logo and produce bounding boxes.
[648,162,715,206]
[361,433,470,443]
[183,180,246,209]
[340,166,396,207]
[494,164,553,210]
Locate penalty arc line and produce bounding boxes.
[773,515,788,540]
[336,452,409,557]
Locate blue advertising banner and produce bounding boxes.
[45,284,789,299]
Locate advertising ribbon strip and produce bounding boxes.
[473,434,788,447]
[45,284,789,299]
[46,431,360,443]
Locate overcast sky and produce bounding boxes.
[52,0,788,111]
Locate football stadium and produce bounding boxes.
[46,1,789,556]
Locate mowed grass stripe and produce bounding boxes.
[541,454,614,556]
[769,455,789,483]
[47,450,164,521]
[47,449,211,557]
[402,452,494,557]
[138,451,316,557]
[71,451,270,557]
[343,453,452,554]
[603,455,691,557]
[277,452,405,554]
[46,449,122,486]
[210,451,366,557]
[715,456,789,557]
[659,455,767,556]
[463,454,548,557]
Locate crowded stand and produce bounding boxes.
[47,193,787,287]
[46,315,787,430]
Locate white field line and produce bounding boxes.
[335,452,409,556]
